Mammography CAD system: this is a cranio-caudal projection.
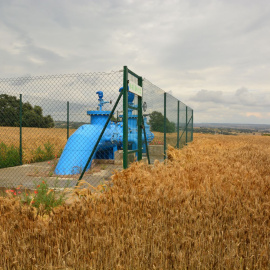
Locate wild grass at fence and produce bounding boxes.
[0,127,182,167]
[0,142,20,168]
[0,127,76,164]
[0,134,269,269]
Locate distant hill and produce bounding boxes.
[54,121,87,129]
[194,123,270,131]
[193,123,270,135]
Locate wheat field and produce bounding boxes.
[0,127,187,162]
[0,127,76,162]
[0,134,269,269]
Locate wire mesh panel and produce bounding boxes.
[126,72,139,166]
[0,72,124,189]
[142,79,166,163]
[179,102,187,148]
[187,107,193,143]
[0,68,194,191]
[166,94,178,149]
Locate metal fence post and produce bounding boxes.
[67,101,69,140]
[19,94,23,165]
[191,109,194,141]
[137,76,143,161]
[177,100,180,148]
[185,106,188,145]
[164,92,167,160]
[123,66,129,169]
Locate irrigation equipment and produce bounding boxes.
[54,89,154,175]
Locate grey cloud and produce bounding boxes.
[0,0,270,124]
[235,88,248,96]
[9,76,32,86]
[191,90,224,103]
[158,1,270,71]
[190,88,270,108]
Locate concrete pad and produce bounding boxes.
[0,160,122,190]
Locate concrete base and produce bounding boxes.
[148,145,164,156]
[114,150,136,165]
[0,147,165,190]
[0,160,122,190]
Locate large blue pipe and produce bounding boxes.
[54,89,154,175]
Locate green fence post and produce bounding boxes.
[67,101,69,140]
[191,109,194,142]
[137,76,143,161]
[143,125,150,164]
[123,66,129,169]
[185,106,188,145]
[164,92,166,160]
[177,100,180,148]
[19,94,23,165]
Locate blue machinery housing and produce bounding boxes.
[55,88,154,175]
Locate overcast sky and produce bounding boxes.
[1,0,270,124]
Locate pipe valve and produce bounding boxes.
[96,91,110,111]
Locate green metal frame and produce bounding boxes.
[164,92,167,159]
[75,66,193,183]
[123,66,129,169]
[191,109,194,141]
[137,76,143,161]
[143,125,150,164]
[177,100,180,149]
[179,112,193,145]
[123,66,147,169]
[19,94,23,165]
[185,106,188,145]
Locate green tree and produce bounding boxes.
[0,94,54,128]
[148,111,175,133]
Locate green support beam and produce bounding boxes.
[177,100,180,149]
[137,76,143,161]
[191,109,194,141]
[19,94,22,165]
[143,125,150,164]
[164,92,167,160]
[185,106,188,145]
[123,66,129,169]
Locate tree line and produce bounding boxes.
[148,111,176,133]
[0,94,175,132]
[0,94,54,128]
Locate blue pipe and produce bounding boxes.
[55,89,154,175]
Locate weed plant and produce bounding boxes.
[0,142,20,168]
[4,180,67,216]
[20,180,67,216]
[0,126,69,164]
[31,141,55,162]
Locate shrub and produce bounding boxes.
[21,180,67,216]
[31,141,55,162]
[0,142,20,168]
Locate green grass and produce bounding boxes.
[0,141,63,169]
[0,142,20,168]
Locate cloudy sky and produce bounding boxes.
[1,0,270,124]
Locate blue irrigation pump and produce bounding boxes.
[54,89,154,175]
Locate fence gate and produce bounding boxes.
[122,66,150,169]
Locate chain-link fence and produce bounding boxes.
[0,68,193,190]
